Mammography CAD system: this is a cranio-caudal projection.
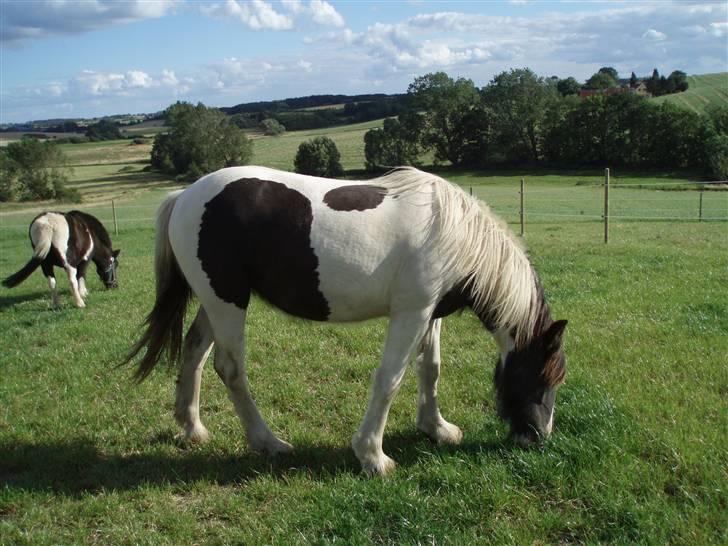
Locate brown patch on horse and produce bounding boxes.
[323,185,387,212]
[542,350,566,387]
[197,178,330,320]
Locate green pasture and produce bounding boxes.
[653,72,728,115]
[1,153,727,543]
[249,118,383,171]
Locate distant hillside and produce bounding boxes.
[651,72,728,114]
[220,93,408,131]
[220,93,405,115]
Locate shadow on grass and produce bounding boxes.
[0,432,505,496]
[0,291,49,310]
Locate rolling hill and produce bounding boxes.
[651,72,728,114]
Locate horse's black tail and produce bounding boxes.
[124,190,192,382]
[3,217,54,288]
[2,257,43,288]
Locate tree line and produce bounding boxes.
[2,67,725,203]
[364,69,727,180]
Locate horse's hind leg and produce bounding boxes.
[41,262,59,308]
[352,310,431,476]
[174,307,215,444]
[208,305,293,456]
[416,319,463,445]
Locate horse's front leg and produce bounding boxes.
[174,307,214,444]
[208,305,293,456]
[64,265,85,308]
[352,310,431,476]
[76,261,89,298]
[416,318,463,445]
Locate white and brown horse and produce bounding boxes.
[126,166,566,475]
[2,210,120,307]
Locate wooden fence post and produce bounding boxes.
[112,199,118,236]
[520,177,525,237]
[699,189,704,222]
[604,168,610,244]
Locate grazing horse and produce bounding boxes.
[2,210,120,307]
[126,166,567,475]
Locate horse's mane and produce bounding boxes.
[375,167,539,347]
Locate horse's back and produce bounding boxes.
[169,167,435,321]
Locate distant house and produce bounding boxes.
[630,82,650,96]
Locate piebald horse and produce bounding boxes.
[126,166,567,475]
[2,210,120,307]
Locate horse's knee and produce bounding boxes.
[214,351,242,386]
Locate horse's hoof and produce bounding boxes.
[361,453,397,477]
[418,419,463,445]
[253,436,294,456]
[177,425,210,445]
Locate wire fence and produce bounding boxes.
[1,172,726,244]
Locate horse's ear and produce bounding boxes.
[543,320,567,352]
[113,249,121,258]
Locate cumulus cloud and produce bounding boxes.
[1,0,178,45]
[309,0,345,27]
[643,29,667,41]
[200,0,344,30]
[308,2,726,81]
[3,0,727,123]
[201,0,294,30]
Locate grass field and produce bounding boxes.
[652,72,728,115]
[1,127,727,544]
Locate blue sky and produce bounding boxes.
[1,0,726,123]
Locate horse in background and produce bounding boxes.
[2,210,120,308]
[126,166,566,476]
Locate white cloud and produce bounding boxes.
[1,0,178,45]
[309,0,345,27]
[709,22,727,37]
[297,59,313,72]
[643,29,667,41]
[125,70,153,88]
[282,0,304,14]
[201,0,294,30]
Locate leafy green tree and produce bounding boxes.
[646,68,662,95]
[364,117,422,171]
[294,136,344,177]
[85,119,122,141]
[482,68,559,161]
[0,140,77,202]
[407,72,482,164]
[630,72,638,87]
[647,102,712,169]
[151,102,253,180]
[546,93,654,166]
[0,152,19,201]
[598,67,619,81]
[667,70,689,93]
[704,133,728,180]
[259,118,285,136]
[556,77,581,96]
[585,71,617,90]
[706,104,728,135]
